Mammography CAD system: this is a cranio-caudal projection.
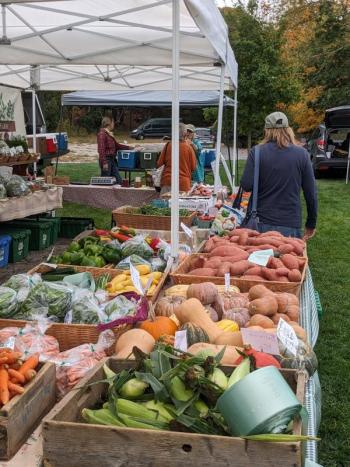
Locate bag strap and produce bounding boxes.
[251,145,261,217]
[232,186,244,209]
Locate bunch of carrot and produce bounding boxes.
[0,350,39,406]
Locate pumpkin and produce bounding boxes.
[279,338,318,376]
[222,308,250,327]
[186,282,218,305]
[248,295,278,316]
[115,329,155,359]
[222,292,249,311]
[179,323,209,347]
[175,298,222,343]
[155,296,186,317]
[139,316,178,341]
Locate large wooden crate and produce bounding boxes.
[112,205,196,230]
[170,254,308,296]
[42,358,306,467]
[0,362,55,460]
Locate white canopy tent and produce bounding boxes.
[0,0,238,257]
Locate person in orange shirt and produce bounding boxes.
[157,122,197,195]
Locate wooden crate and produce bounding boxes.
[42,358,306,467]
[112,205,196,230]
[0,362,55,460]
[170,254,308,296]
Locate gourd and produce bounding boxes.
[217,320,239,333]
[279,338,318,376]
[248,295,278,316]
[154,296,185,317]
[115,329,155,359]
[179,323,209,347]
[165,285,189,297]
[139,316,178,340]
[214,331,243,347]
[223,308,250,327]
[187,343,242,366]
[204,305,219,322]
[248,284,274,301]
[174,298,222,343]
[186,282,218,305]
[249,314,275,329]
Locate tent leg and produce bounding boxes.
[170,0,180,259]
[214,65,225,193]
[32,89,37,178]
[232,88,238,187]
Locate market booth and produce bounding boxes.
[0,1,321,465]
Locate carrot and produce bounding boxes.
[8,382,24,395]
[24,369,37,382]
[18,354,39,376]
[2,352,22,365]
[0,368,9,405]
[8,369,25,385]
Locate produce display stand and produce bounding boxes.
[0,187,63,222]
[119,167,214,185]
[0,362,55,461]
[62,184,158,210]
[42,358,306,467]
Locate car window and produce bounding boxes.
[328,129,350,143]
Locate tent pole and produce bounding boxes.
[170,0,180,259]
[32,89,37,178]
[232,88,238,187]
[214,65,225,193]
[346,139,350,184]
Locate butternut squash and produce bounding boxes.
[187,343,242,366]
[248,295,278,316]
[174,298,222,343]
[248,284,273,301]
[115,329,155,359]
[249,314,275,329]
[214,331,243,346]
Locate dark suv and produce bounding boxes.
[130,118,172,140]
[308,106,350,176]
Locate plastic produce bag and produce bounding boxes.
[65,288,101,324]
[149,256,167,272]
[19,282,73,321]
[0,183,6,199]
[116,254,151,270]
[5,175,30,197]
[3,273,41,291]
[63,272,95,292]
[14,316,60,361]
[98,292,149,331]
[121,235,154,259]
[101,240,122,264]
[52,330,114,397]
[0,286,18,318]
[102,294,138,322]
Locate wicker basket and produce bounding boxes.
[18,153,30,161]
[0,155,9,163]
[170,253,308,296]
[112,205,196,230]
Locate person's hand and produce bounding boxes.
[303,227,316,241]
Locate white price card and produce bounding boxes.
[248,249,274,267]
[241,328,279,355]
[174,330,188,352]
[129,262,144,296]
[180,222,193,238]
[224,273,230,292]
[277,318,299,356]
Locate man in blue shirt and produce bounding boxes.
[186,124,204,184]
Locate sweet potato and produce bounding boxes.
[189,256,206,270]
[238,232,249,246]
[278,244,294,255]
[244,266,262,276]
[204,258,222,269]
[277,276,290,282]
[259,231,284,238]
[249,237,282,248]
[285,239,304,256]
[288,269,302,282]
[209,245,249,259]
[203,238,215,252]
[261,268,280,282]
[230,260,251,276]
[217,262,232,277]
[242,275,267,281]
[267,257,284,269]
[281,254,299,270]
[189,268,216,276]
[275,267,290,277]
[229,236,240,243]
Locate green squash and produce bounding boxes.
[180,323,210,347]
[279,338,318,376]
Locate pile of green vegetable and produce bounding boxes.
[135,205,190,217]
[51,236,121,268]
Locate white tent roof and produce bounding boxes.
[0,0,237,91]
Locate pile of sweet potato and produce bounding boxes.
[204,228,305,256]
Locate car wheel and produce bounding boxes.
[137,134,144,140]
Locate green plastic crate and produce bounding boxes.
[58,217,95,239]
[0,228,31,263]
[39,217,61,244]
[7,221,51,251]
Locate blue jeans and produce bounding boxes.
[100,157,122,184]
[257,222,302,239]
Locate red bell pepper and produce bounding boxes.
[235,346,281,369]
[110,232,131,242]
[95,229,110,237]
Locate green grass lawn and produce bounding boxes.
[56,162,350,466]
